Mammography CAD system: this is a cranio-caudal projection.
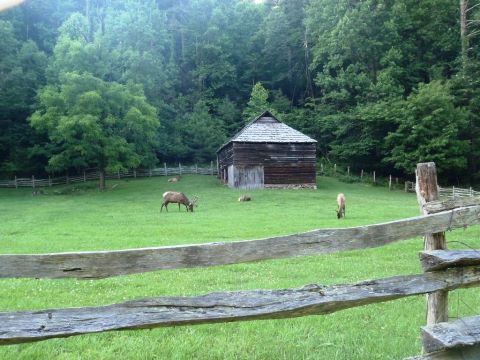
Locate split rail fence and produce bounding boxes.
[0,163,218,189]
[405,180,480,198]
[1,162,480,359]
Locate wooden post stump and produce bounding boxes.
[415,162,448,328]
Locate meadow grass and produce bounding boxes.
[0,175,479,359]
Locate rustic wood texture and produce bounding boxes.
[416,162,448,325]
[2,206,480,279]
[1,265,480,345]
[231,165,264,189]
[406,345,480,360]
[217,142,317,188]
[423,197,480,214]
[421,315,480,353]
[420,250,480,272]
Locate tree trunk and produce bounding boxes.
[460,0,469,70]
[99,169,106,191]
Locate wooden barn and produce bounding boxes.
[217,111,317,189]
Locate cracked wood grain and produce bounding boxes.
[421,315,480,353]
[1,265,479,345]
[420,250,480,272]
[1,206,480,279]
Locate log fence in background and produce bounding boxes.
[1,162,480,358]
[0,165,219,188]
[317,163,480,196]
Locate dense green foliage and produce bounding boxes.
[1,0,480,181]
[30,72,159,189]
[1,175,479,359]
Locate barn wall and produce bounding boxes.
[232,166,264,189]
[218,143,234,183]
[232,143,316,185]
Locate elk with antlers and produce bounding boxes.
[161,191,198,212]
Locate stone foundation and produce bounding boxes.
[264,183,317,190]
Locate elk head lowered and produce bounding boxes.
[161,191,198,212]
[336,193,346,219]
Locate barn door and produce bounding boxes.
[234,166,264,189]
[227,165,234,188]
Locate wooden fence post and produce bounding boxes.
[164,162,167,176]
[373,171,376,184]
[389,175,392,190]
[334,164,337,175]
[361,169,363,180]
[179,163,182,175]
[415,162,448,328]
[14,176,17,189]
[32,175,35,189]
[452,186,455,198]
[347,166,350,176]
[210,161,213,175]
[321,163,324,174]
[134,170,137,178]
[83,171,86,182]
[149,168,152,177]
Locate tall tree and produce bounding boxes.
[30,73,159,190]
[385,81,469,177]
[243,82,270,121]
[0,20,47,175]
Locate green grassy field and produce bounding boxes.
[1,175,479,359]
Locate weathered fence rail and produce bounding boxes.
[1,162,480,359]
[1,265,480,345]
[0,164,218,188]
[1,206,480,279]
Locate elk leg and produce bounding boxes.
[161,202,169,212]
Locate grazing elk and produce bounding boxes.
[168,176,181,182]
[161,191,198,212]
[238,195,251,202]
[336,193,346,219]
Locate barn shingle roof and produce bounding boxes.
[218,111,316,152]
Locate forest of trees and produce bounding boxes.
[1,0,480,183]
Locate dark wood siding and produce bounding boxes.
[218,143,234,167]
[218,143,234,183]
[232,143,316,185]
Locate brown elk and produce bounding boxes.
[336,193,346,219]
[168,176,181,182]
[161,191,198,212]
